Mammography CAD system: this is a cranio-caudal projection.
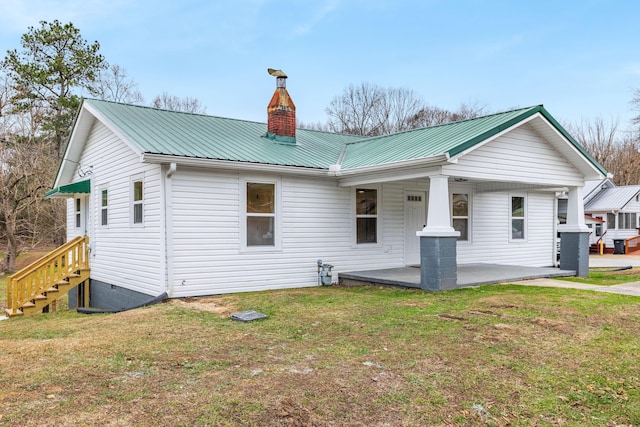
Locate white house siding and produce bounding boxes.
[444,124,584,187]
[587,196,640,248]
[67,121,164,296]
[170,169,408,297]
[457,189,555,267]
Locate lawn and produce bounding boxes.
[559,267,640,286]
[1,283,639,426]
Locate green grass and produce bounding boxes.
[559,269,640,286]
[1,284,640,425]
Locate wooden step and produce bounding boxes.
[5,308,23,317]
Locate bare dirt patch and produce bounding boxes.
[169,295,240,316]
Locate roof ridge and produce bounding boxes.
[343,105,542,146]
[84,98,269,126]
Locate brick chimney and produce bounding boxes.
[266,68,296,143]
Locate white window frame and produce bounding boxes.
[509,194,527,242]
[240,176,281,252]
[100,187,109,227]
[130,174,144,226]
[353,185,381,247]
[74,197,82,229]
[451,192,471,242]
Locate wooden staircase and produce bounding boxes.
[5,236,90,317]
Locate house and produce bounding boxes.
[577,178,640,251]
[42,71,605,310]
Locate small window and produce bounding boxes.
[607,212,616,230]
[75,198,81,228]
[132,179,144,224]
[246,183,275,246]
[511,196,525,240]
[356,188,377,244]
[452,193,469,241]
[101,189,108,226]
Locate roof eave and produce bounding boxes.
[141,153,330,176]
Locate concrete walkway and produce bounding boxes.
[510,278,640,297]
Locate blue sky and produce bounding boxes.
[1,0,639,129]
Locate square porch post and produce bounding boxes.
[558,186,590,277]
[417,175,460,291]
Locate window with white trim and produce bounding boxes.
[452,193,469,241]
[356,188,378,244]
[75,198,81,228]
[101,189,108,226]
[618,212,637,230]
[246,182,275,246]
[511,196,526,240]
[132,178,144,225]
[607,213,616,229]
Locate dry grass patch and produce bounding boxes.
[1,285,640,426]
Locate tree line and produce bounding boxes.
[1,20,639,273]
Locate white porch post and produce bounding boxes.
[418,174,460,237]
[558,186,590,277]
[558,186,589,233]
[416,175,460,291]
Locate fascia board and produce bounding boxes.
[54,102,95,188]
[83,101,144,158]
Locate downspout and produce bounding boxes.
[164,162,177,296]
[553,193,559,267]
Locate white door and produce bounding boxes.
[404,191,427,265]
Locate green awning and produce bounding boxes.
[45,180,91,199]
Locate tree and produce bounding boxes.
[325,83,425,136]
[568,117,640,186]
[151,92,206,114]
[3,20,106,159]
[0,75,59,272]
[407,101,488,129]
[91,64,144,104]
[325,83,489,137]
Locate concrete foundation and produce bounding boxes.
[419,236,458,291]
[68,279,153,311]
[559,231,590,277]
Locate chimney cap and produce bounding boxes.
[267,68,287,78]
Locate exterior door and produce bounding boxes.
[404,191,427,265]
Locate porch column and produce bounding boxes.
[416,175,460,291]
[558,186,590,277]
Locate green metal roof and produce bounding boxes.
[340,105,604,174]
[81,100,605,176]
[45,179,90,198]
[84,99,363,169]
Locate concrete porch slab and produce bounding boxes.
[338,263,576,290]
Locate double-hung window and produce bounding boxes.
[101,189,108,226]
[356,188,378,244]
[511,196,526,240]
[75,198,82,229]
[452,193,469,241]
[132,178,144,225]
[246,182,276,247]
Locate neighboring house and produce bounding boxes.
[581,179,640,250]
[46,72,605,309]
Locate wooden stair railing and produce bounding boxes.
[5,236,90,317]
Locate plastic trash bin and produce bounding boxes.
[613,239,625,254]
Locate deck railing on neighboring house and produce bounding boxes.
[5,236,90,317]
[625,235,640,254]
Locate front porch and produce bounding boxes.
[339,263,576,289]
